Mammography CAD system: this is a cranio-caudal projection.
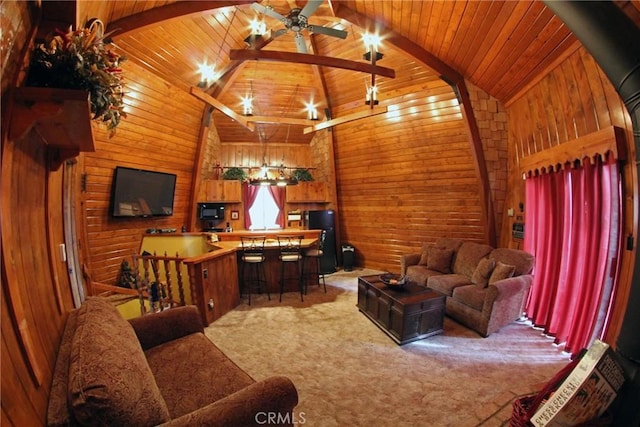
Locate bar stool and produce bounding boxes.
[277,235,304,302]
[303,230,327,294]
[239,236,268,305]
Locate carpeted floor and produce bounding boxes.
[205,268,571,427]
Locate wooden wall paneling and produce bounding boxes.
[82,60,202,285]
[1,122,76,425]
[580,49,613,131]
[333,72,482,272]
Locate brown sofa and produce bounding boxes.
[47,297,298,426]
[400,238,534,337]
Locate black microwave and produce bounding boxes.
[198,203,225,220]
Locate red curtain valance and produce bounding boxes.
[519,126,626,177]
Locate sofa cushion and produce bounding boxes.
[427,247,454,273]
[471,258,496,289]
[490,248,535,275]
[452,241,494,277]
[452,285,486,311]
[145,332,255,418]
[418,244,432,266]
[427,274,471,296]
[489,261,516,284]
[406,265,446,286]
[68,297,171,426]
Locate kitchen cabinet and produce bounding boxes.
[286,182,328,203]
[204,180,242,202]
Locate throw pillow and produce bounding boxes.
[418,245,432,266]
[427,247,454,274]
[489,261,516,284]
[471,258,496,289]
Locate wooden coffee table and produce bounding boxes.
[357,274,445,345]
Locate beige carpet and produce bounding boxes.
[205,268,571,427]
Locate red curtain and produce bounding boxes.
[523,155,622,355]
[243,183,260,229]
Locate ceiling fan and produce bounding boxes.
[250,0,348,53]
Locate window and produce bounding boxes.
[247,186,281,230]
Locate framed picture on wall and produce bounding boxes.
[231,210,239,220]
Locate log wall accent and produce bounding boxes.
[503,46,637,346]
[81,60,202,284]
[466,81,510,246]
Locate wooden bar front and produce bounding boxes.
[212,229,322,295]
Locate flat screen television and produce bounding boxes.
[110,166,177,217]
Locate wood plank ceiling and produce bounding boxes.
[86,0,640,145]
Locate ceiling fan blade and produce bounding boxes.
[251,3,288,23]
[299,0,323,20]
[308,25,348,39]
[273,28,289,38]
[294,33,308,54]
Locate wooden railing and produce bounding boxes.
[87,252,190,316]
[132,252,188,314]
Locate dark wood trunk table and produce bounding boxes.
[357,274,446,345]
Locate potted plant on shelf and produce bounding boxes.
[222,167,247,181]
[291,168,314,182]
[26,19,126,137]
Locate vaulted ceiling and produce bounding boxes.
[78,0,640,145]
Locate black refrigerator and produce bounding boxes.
[306,210,337,274]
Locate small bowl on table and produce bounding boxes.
[379,273,407,288]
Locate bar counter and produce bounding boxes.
[170,229,321,325]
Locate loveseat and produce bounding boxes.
[47,297,298,426]
[400,238,534,337]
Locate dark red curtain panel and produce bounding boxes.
[523,156,622,355]
[243,183,260,229]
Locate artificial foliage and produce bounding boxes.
[26,20,126,137]
[292,168,314,181]
[222,167,248,181]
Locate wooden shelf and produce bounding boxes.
[10,87,95,169]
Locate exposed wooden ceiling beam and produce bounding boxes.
[229,49,396,78]
[190,87,254,132]
[107,1,254,35]
[245,115,319,126]
[303,106,388,134]
[333,5,462,83]
[191,87,318,127]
